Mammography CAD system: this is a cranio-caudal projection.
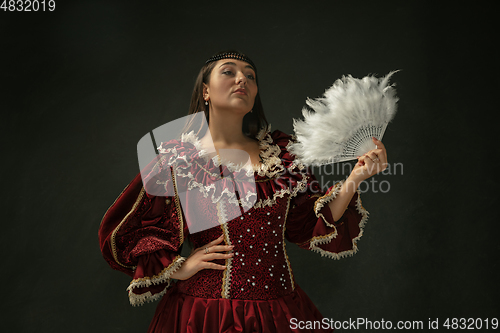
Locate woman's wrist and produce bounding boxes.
[345,175,362,192]
[169,257,189,280]
[327,176,360,221]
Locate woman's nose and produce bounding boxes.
[236,72,247,85]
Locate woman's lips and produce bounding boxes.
[234,89,247,95]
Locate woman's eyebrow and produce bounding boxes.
[218,61,255,72]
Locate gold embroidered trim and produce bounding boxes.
[129,284,169,307]
[309,190,369,260]
[282,197,295,291]
[252,172,309,209]
[296,231,338,247]
[285,138,305,171]
[255,177,277,183]
[170,165,184,246]
[313,180,345,228]
[218,200,233,299]
[256,124,270,141]
[127,255,186,290]
[110,187,146,269]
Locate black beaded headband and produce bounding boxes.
[205,52,257,71]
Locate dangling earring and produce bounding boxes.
[250,109,253,113]
[205,101,208,106]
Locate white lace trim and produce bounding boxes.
[253,173,309,209]
[156,125,309,209]
[129,286,169,307]
[314,180,345,228]
[285,138,306,171]
[309,190,369,259]
[178,125,283,177]
[126,255,186,306]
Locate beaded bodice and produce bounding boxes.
[176,193,295,300]
[151,126,309,300]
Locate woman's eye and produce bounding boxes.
[246,74,255,80]
[222,70,233,75]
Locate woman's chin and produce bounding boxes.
[214,105,252,116]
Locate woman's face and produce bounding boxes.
[204,59,258,114]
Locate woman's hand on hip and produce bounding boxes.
[170,235,233,280]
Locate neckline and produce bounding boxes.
[179,125,282,176]
[197,135,264,170]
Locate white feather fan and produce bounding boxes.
[288,71,398,166]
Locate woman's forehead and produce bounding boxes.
[215,59,256,72]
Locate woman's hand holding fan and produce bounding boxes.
[351,136,388,182]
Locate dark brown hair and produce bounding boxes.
[184,50,268,139]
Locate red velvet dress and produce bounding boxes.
[99,127,369,333]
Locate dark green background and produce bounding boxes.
[1,1,497,332]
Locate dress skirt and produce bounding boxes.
[147,283,334,333]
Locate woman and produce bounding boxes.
[99,50,388,332]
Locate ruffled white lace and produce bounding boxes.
[155,125,309,210]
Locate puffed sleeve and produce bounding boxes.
[272,130,369,259]
[98,141,187,306]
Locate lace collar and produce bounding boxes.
[179,125,284,178]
